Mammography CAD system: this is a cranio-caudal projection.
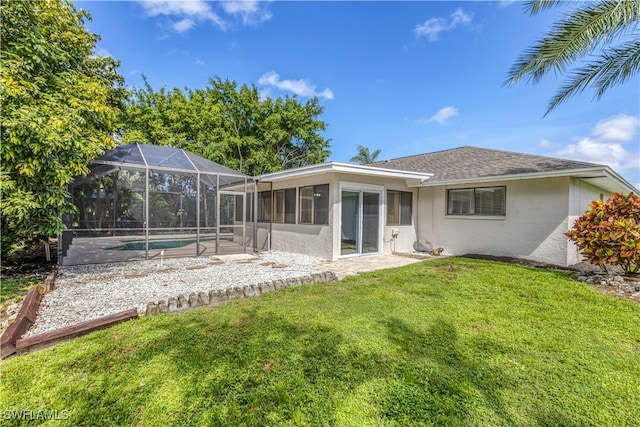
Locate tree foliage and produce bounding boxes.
[506,0,640,115]
[566,192,640,274]
[121,77,330,176]
[0,0,124,253]
[350,145,381,164]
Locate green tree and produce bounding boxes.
[0,0,124,254]
[122,77,330,176]
[506,0,640,115]
[350,145,381,164]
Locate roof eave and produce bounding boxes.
[416,166,637,193]
[259,162,433,182]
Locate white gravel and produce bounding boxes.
[24,251,325,337]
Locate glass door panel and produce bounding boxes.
[362,192,380,254]
[340,191,359,256]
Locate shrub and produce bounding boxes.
[566,192,640,274]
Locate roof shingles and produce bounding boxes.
[372,146,602,183]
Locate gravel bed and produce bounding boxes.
[24,251,325,337]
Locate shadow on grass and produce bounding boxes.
[379,316,517,426]
[57,307,523,426]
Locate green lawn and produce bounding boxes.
[0,278,39,305]
[1,258,639,426]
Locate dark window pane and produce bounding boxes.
[314,184,329,225]
[400,191,412,225]
[258,191,272,222]
[284,188,296,224]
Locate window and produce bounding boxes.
[257,191,272,222]
[273,188,296,224]
[447,187,506,216]
[387,190,412,225]
[299,184,329,225]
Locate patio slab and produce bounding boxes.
[314,254,431,279]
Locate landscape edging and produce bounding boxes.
[0,272,55,359]
[144,271,338,316]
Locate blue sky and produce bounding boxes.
[77,1,639,188]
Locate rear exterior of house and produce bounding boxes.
[250,163,432,261]
[254,147,637,267]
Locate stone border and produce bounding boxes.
[0,273,55,359]
[145,271,338,316]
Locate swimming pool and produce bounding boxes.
[111,237,216,251]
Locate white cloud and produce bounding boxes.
[415,8,473,41]
[221,0,272,25]
[172,18,195,32]
[538,138,559,149]
[258,71,334,100]
[93,47,113,58]
[138,0,226,32]
[137,0,272,33]
[426,106,458,125]
[552,114,640,173]
[591,114,640,142]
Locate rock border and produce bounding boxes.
[144,271,338,315]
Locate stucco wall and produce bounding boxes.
[261,175,335,260]
[417,177,573,266]
[566,179,612,265]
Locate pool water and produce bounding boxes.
[112,237,215,251]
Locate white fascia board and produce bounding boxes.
[258,162,433,183]
[415,166,637,193]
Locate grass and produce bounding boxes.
[1,257,639,426]
[0,278,39,305]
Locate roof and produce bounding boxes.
[372,146,601,182]
[372,146,637,193]
[93,143,247,177]
[259,162,433,185]
[72,143,249,189]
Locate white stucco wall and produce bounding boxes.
[255,172,418,261]
[258,175,335,260]
[417,177,573,266]
[566,179,612,265]
[255,169,620,265]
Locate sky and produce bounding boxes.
[76,0,639,188]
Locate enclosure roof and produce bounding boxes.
[93,143,248,177]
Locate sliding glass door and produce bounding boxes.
[340,189,381,256]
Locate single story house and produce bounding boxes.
[252,146,637,267]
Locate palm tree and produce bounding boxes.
[350,145,382,164]
[506,0,640,116]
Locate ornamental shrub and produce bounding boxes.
[566,192,640,274]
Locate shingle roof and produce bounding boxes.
[372,146,602,183]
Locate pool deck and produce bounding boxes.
[62,235,246,266]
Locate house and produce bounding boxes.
[63,145,636,267]
[253,146,637,267]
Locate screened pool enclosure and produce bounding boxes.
[61,143,255,265]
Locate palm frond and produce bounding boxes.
[544,39,640,115]
[526,0,575,16]
[506,0,640,86]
